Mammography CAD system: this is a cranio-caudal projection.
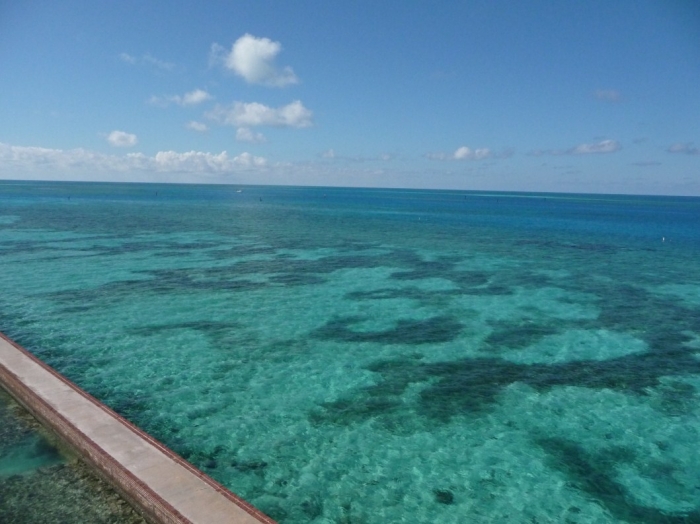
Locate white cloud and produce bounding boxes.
[142,53,175,71]
[182,89,212,105]
[321,149,336,159]
[207,100,312,128]
[531,139,621,156]
[186,121,208,132]
[209,43,226,67]
[150,89,213,107]
[668,143,699,155]
[1,141,384,186]
[570,139,621,154]
[107,130,137,147]
[213,34,298,87]
[454,146,491,160]
[147,95,165,107]
[594,89,621,102]
[119,52,137,64]
[152,150,265,171]
[236,127,266,143]
[0,142,408,188]
[232,152,267,167]
[0,142,267,178]
[425,152,450,160]
[119,52,175,71]
[427,146,491,161]
[1,143,112,171]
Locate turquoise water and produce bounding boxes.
[0,390,64,479]
[0,389,146,523]
[1,180,700,523]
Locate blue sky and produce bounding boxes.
[1,1,698,194]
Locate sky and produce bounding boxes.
[0,0,699,195]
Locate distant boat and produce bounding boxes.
[236,189,243,193]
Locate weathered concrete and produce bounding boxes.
[0,332,275,524]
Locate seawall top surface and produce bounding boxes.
[0,332,274,524]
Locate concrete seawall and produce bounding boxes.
[0,332,275,524]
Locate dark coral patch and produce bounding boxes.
[537,438,700,524]
[485,321,561,350]
[312,332,700,427]
[313,315,462,345]
[268,273,326,286]
[434,489,455,505]
[129,320,239,337]
[450,271,491,287]
[461,284,513,296]
[345,287,461,302]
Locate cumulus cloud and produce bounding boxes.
[182,89,212,105]
[236,127,266,143]
[427,146,491,161]
[667,143,699,155]
[212,34,298,87]
[232,151,268,167]
[107,130,137,147]
[152,150,266,171]
[594,89,621,102]
[454,146,491,160]
[186,121,208,132]
[207,100,312,128]
[0,142,266,177]
[150,89,213,107]
[119,52,175,71]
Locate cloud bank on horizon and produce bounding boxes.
[0,1,698,195]
[0,142,266,177]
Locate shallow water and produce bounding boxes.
[0,389,146,523]
[1,180,699,523]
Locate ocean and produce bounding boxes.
[1,180,699,523]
